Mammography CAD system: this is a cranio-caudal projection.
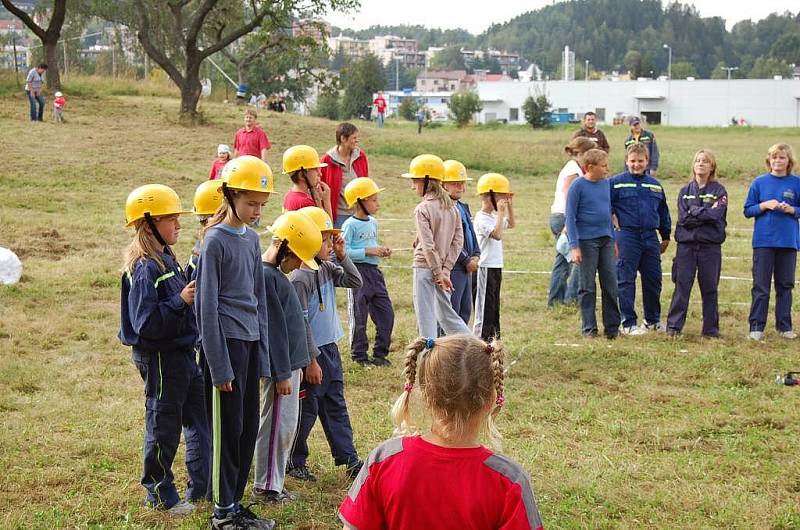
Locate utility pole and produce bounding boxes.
[585,59,589,81]
[12,33,20,86]
[722,65,739,80]
[395,56,399,91]
[662,44,671,79]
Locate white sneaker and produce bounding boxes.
[166,501,195,515]
[747,331,764,341]
[644,321,667,333]
[780,330,798,339]
[621,325,647,336]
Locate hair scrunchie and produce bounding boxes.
[425,337,435,349]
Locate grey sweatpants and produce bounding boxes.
[253,368,302,492]
[413,267,471,338]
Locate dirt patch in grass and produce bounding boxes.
[10,229,72,260]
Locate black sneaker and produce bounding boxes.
[286,465,317,482]
[345,460,363,479]
[370,357,391,367]
[251,488,296,504]
[238,504,275,530]
[353,358,372,367]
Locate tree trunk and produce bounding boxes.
[179,72,203,125]
[237,63,247,88]
[44,39,61,90]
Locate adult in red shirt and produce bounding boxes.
[373,91,387,128]
[233,108,271,160]
[320,122,369,228]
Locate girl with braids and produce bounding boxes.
[403,154,471,339]
[252,212,322,504]
[119,184,209,515]
[339,334,544,530]
[194,156,275,529]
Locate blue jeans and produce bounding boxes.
[578,237,621,336]
[26,91,44,121]
[547,213,578,306]
[376,112,385,128]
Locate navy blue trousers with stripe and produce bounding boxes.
[202,339,261,511]
[749,247,797,332]
[666,243,722,336]
[291,342,359,468]
[616,230,663,328]
[349,263,394,361]
[132,348,210,508]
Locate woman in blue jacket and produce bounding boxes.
[666,150,727,337]
[743,143,800,341]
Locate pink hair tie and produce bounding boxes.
[484,343,494,354]
[404,383,414,392]
[495,394,505,407]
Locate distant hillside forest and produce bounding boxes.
[334,0,800,79]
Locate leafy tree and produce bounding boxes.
[340,53,385,119]
[313,90,341,120]
[447,91,482,127]
[749,56,793,78]
[383,61,419,90]
[397,96,418,121]
[83,0,357,124]
[770,32,800,64]
[430,45,466,71]
[1,0,67,90]
[623,50,643,78]
[670,60,697,79]
[710,61,730,79]
[523,93,551,129]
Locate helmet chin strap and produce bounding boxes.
[489,190,498,211]
[221,183,241,221]
[356,198,367,216]
[422,175,430,196]
[144,212,170,254]
[314,256,324,311]
[275,239,290,270]
[302,168,318,204]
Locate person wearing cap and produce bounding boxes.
[320,122,370,228]
[623,116,660,176]
[281,145,332,218]
[53,90,66,123]
[572,111,609,153]
[252,211,323,504]
[208,144,232,180]
[441,160,480,325]
[341,177,395,367]
[119,184,209,516]
[194,156,276,529]
[473,173,515,341]
[404,154,471,339]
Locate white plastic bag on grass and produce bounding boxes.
[0,247,22,285]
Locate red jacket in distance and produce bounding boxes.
[319,150,369,219]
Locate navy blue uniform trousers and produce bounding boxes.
[749,247,797,332]
[667,243,722,336]
[349,263,394,361]
[133,348,210,507]
[291,342,359,468]
[450,266,473,324]
[202,338,261,511]
[617,229,663,327]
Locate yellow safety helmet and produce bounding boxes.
[282,145,328,174]
[125,184,190,227]
[268,211,322,270]
[193,180,224,216]
[476,173,513,195]
[221,155,274,193]
[442,160,472,182]
[298,206,340,234]
[401,154,445,180]
[344,177,385,208]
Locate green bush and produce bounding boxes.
[447,91,483,128]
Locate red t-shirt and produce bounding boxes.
[339,436,543,530]
[208,158,227,180]
[373,96,387,113]
[233,126,271,158]
[282,190,315,212]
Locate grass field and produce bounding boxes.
[2,80,800,529]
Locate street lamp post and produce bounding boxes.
[585,59,589,81]
[721,66,739,80]
[721,66,739,124]
[662,44,672,79]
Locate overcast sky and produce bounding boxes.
[326,0,798,34]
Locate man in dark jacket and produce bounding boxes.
[573,111,610,153]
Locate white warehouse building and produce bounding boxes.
[477,79,800,127]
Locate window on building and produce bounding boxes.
[509,108,519,121]
[433,80,439,85]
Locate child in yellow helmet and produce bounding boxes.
[118,184,209,516]
[281,145,332,219]
[473,173,515,341]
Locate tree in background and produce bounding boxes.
[523,94,551,129]
[83,0,357,124]
[1,0,67,90]
[430,45,466,71]
[383,61,419,90]
[448,91,482,127]
[312,90,341,120]
[397,96,418,121]
[339,52,385,119]
[670,60,697,79]
[749,57,793,78]
[769,32,800,65]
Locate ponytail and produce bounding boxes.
[423,179,453,209]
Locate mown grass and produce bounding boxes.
[1,83,800,529]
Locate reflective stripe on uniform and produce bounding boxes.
[613,183,637,189]
[154,271,175,288]
[641,183,662,192]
